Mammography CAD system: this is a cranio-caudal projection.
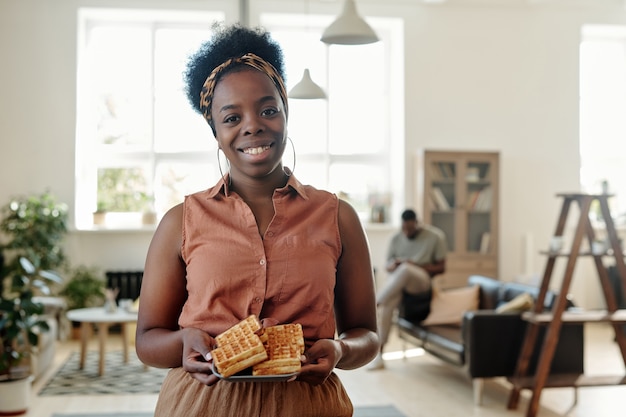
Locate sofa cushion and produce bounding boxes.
[422,285,480,326]
[468,275,501,309]
[495,292,534,313]
[499,281,556,310]
[31,316,58,381]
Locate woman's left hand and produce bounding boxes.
[297,338,343,385]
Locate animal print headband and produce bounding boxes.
[199,53,288,126]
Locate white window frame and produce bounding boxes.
[580,24,626,225]
[75,8,223,229]
[75,6,404,230]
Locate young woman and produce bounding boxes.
[135,23,379,417]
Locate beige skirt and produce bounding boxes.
[155,367,353,417]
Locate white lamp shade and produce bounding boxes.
[288,69,326,99]
[321,0,379,45]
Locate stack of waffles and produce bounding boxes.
[212,315,267,378]
[252,323,305,376]
[211,315,304,378]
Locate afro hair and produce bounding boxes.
[184,23,286,115]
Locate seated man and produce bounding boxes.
[369,208,447,370]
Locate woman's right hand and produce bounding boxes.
[181,327,220,386]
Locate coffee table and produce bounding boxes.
[66,307,139,376]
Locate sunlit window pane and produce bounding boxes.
[290,159,327,190]
[580,25,626,221]
[76,9,221,229]
[263,12,400,223]
[328,43,387,155]
[270,24,328,156]
[97,167,150,212]
[77,8,401,230]
[155,161,217,213]
[88,26,152,147]
[329,163,388,221]
[154,28,214,152]
[288,100,328,155]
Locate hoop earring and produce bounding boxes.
[217,148,231,185]
[284,137,296,176]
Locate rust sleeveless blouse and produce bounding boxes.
[179,175,341,344]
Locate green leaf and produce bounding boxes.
[19,257,35,274]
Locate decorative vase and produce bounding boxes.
[141,210,157,225]
[92,211,107,226]
[104,299,117,313]
[0,376,33,416]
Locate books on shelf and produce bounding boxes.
[467,186,492,211]
[431,187,451,210]
[480,232,491,253]
[431,162,455,179]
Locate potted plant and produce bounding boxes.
[141,194,157,225]
[60,265,106,338]
[0,190,69,274]
[92,201,108,226]
[0,256,62,414]
[0,191,68,414]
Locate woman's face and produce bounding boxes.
[211,67,287,181]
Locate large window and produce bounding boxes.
[75,7,403,229]
[263,13,404,223]
[75,9,222,229]
[580,25,626,224]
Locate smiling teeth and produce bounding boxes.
[243,145,271,155]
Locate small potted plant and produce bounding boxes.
[60,265,105,310]
[93,201,108,226]
[141,195,157,226]
[59,265,105,338]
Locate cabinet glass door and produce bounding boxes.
[465,160,493,254]
[429,160,456,252]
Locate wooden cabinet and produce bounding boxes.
[415,150,499,288]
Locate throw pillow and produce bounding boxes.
[495,292,534,313]
[421,284,480,326]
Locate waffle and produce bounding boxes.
[252,323,304,376]
[215,315,262,346]
[212,315,267,378]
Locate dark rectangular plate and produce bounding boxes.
[211,363,298,382]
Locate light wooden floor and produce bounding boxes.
[24,323,626,417]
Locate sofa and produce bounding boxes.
[396,275,585,404]
[31,296,65,381]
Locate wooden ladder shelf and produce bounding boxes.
[507,193,626,417]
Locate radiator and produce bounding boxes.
[105,271,143,301]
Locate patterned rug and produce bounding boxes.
[39,351,169,396]
[51,406,406,416]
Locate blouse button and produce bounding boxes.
[254,297,262,303]
[260,259,266,265]
[267,231,274,237]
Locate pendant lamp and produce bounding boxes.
[321,0,379,45]
[289,68,327,99]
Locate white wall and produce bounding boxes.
[2,0,625,308]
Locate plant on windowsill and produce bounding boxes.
[141,195,157,226]
[93,201,108,226]
[96,167,152,228]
